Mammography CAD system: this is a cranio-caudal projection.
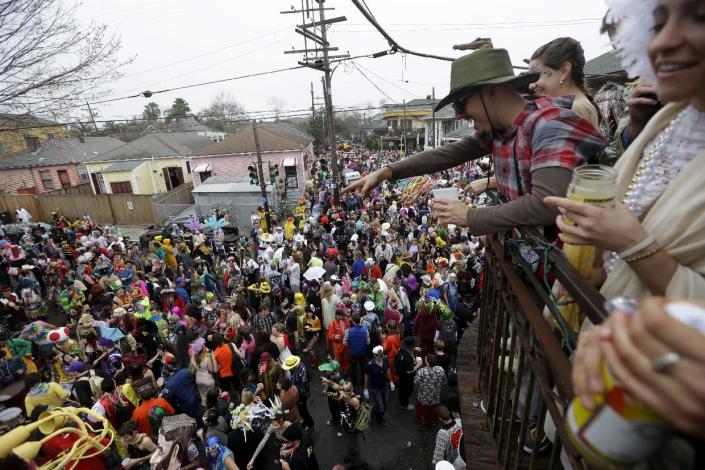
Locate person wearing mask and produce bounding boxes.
[344,48,606,235]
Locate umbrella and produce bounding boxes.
[303,266,326,281]
[99,326,125,342]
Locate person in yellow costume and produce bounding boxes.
[284,217,296,241]
[156,238,178,269]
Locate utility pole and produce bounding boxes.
[86,101,98,133]
[282,0,348,200]
[402,99,407,156]
[252,120,272,231]
[431,87,436,148]
[310,82,316,122]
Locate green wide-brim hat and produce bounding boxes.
[434,48,539,112]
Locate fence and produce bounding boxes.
[0,193,158,226]
[46,183,93,196]
[152,182,194,224]
[476,221,609,470]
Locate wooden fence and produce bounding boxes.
[0,193,158,226]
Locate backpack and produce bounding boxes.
[394,348,413,375]
[227,342,244,376]
[354,400,372,433]
[362,314,381,345]
[438,319,458,345]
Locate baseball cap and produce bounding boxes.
[372,345,384,355]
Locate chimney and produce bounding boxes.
[79,135,85,143]
[27,136,41,152]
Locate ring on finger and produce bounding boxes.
[651,352,680,373]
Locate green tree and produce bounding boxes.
[165,98,191,123]
[142,102,161,123]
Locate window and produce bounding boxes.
[403,119,412,131]
[186,160,191,174]
[77,166,89,181]
[39,170,53,190]
[57,169,71,188]
[0,139,4,152]
[96,173,107,194]
[23,133,31,146]
[284,165,298,189]
[47,133,54,140]
[110,181,133,194]
[200,171,212,183]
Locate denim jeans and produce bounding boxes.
[369,387,389,422]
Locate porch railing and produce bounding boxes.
[476,222,608,470]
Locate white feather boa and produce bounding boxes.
[607,0,659,82]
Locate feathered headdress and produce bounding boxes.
[607,0,658,82]
[205,215,229,230]
[184,215,204,232]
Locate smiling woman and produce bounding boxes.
[544,0,705,301]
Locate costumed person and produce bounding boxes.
[326,308,350,373]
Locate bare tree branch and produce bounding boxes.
[0,0,132,118]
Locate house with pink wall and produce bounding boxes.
[190,123,313,193]
[0,137,124,194]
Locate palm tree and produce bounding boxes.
[166,98,191,123]
[142,102,161,123]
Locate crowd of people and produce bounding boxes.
[1,0,704,468]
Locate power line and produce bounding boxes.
[4,102,440,132]
[121,26,293,79]
[351,63,397,103]
[336,20,601,33]
[352,61,422,99]
[343,18,602,27]
[349,0,455,62]
[86,65,306,106]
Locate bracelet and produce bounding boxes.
[619,235,655,259]
[623,243,663,263]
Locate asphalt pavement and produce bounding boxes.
[266,349,439,470]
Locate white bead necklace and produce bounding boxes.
[604,105,705,274]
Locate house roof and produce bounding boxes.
[585,50,626,78]
[192,124,310,157]
[0,137,125,170]
[192,175,273,193]
[420,105,457,121]
[443,127,474,140]
[0,114,60,128]
[163,117,213,134]
[97,130,213,162]
[101,160,146,173]
[382,98,436,114]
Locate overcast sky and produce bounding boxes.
[74,0,612,123]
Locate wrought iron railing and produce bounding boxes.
[476,222,609,470]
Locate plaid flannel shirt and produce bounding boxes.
[477,95,607,200]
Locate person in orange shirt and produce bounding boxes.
[131,389,175,436]
[382,320,401,383]
[208,333,235,392]
[326,309,350,373]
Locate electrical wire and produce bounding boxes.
[349,0,455,62]
[352,63,396,103]
[352,61,422,99]
[5,102,442,132]
[86,65,307,106]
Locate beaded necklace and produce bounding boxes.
[604,105,705,274]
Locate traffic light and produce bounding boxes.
[269,163,279,184]
[248,164,258,185]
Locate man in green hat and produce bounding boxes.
[344,48,606,235]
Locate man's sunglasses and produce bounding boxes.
[452,89,477,114]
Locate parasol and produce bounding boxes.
[303,266,326,281]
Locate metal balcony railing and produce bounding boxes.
[476,208,609,469]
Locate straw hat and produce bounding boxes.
[282,355,301,370]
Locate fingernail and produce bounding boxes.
[580,394,595,410]
[589,377,602,392]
